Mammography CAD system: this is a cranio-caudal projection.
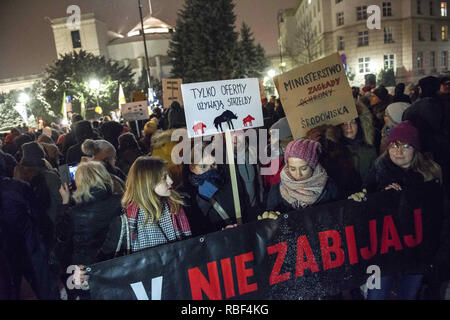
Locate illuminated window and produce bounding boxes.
[359,57,370,73]
[441,1,448,16]
[442,25,449,40]
[384,54,395,70]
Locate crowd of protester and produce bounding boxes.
[1,75,450,300]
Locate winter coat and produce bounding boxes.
[13,164,62,251]
[66,142,85,165]
[183,167,248,233]
[55,188,122,266]
[266,178,339,213]
[363,155,425,193]
[231,148,264,212]
[363,156,445,276]
[0,149,17,178]
[0,177,59,300]
[402,96,450,167]
[117,148,143,175]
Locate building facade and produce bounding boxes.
[279,0,450,86]
[0,13,174,94]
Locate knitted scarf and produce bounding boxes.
[126,199,191,251]
[189,169,222,187]
[279,163,328,209]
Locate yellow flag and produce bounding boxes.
[119,84,126,106]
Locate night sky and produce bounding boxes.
[0,0,297,79]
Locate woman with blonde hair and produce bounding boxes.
[99,156,191,257]
[56,161,122,299]
[56,161,122,267]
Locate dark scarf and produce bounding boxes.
[189,169,223,188]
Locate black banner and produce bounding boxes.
[88,182,445,300]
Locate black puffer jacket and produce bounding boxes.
[56,188,122,266]
[363,155,425,192]
[0,177,59,299]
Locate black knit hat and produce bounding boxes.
[74,120,94,143]
[418,76,440,98]
[21,142,46,167]
[373,86,389,101]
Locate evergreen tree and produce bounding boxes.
[0,91,23,131]
[236,23,257,78]
[377,68,396,87]
[136,67,149,92]
[41,50,136,120]
[253,43,270,78]
[168,0,240,83]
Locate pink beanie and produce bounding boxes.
[284,139,322,169]
[386,120,421,151]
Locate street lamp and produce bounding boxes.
[268,69,276,78]
[18,92,30,104]
[89,79,100,91]
[15,92,30,126]
[89,79,101,113]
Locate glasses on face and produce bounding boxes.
[390,142,412,151]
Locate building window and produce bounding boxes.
[358,31,369,47]
[336,0,343,3]
[338,36,345,50]
[442,25,449,40]
[417,52,424,70]
[430,1,435,15]
[431,51,436,69]
[441,1,448,16]
[418,24,425,40]
[383,2,393,16]
[359,57,371,73]
[337,12,344,26]
[384,54,395,70]
[357,6,368,21]
[431,25,437,40]
[71,30,82,49]
[418,0,423,14]
[384,27,394,43]
[442,51,448,69]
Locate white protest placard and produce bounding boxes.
[181,78,264,138]
[277,52,358,139]
[120,101,149,122]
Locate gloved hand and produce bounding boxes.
[198,180,219,200]
[348,189,368,202]
[258,211,281,220]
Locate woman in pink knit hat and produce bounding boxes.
[265,138,339,213]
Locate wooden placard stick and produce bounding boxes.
[224,129,242,225]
